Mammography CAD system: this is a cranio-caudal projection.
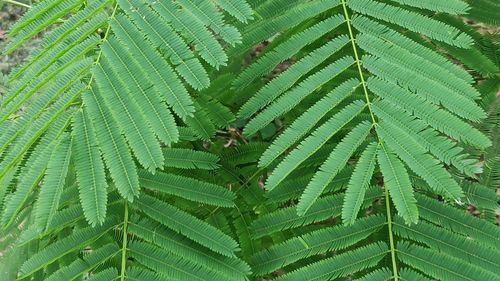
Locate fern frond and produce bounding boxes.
[119,0,210,90]
[396,242,498,281]
[33,134,72,230]
[363,55,486,122]
[185,108,217,140]
[357,267,392,280]
[195,97,235,129]
[144,0,228,68]
[377,144,418,224]
[376,122,463,200]
[100,37,179,146]
[213,0,253,23]
[392,0,470,14]
[462,181,500,210]
[19,217,118,278]
[138,170,235,207]
[110,13,194,119]
[1,110,74,227]
[434,14,500,77]
[372,99,481,178]
[123,267,164,281]
[134,194,240,257]
[252,186,382,238]
[352,15,474,83]
[341,142,378,224]
[264,103,367,192]
[416,194,500,248]
[93,61,163,172]
[19,204,85,246]
[466,0,500,26]
[175,0,241,46]
[89,268,119,281]
[0,59,90,169]
[238,0,339,53]
[250,215,385,275]
[399,268,432,281]
[368,77,490,149]
[348,0,473,47]
[8,12,106,88]
[128,217,251,281]
[129,240,227,281]
[72,110,108,226]
[267,167,354,203]
[243,57,354,135]
[296,121,372,213]
[233,15,344,89]
[274,242,388,281]
[394,218,500,276]
[82,86,140,202]
[357,32,481,102]
[4,0,85,54]
[6,0,66,37]
[259,78,360,168]
[162,148,220,170]
[239,37,350,121]
[45,243,120,281]
[1,38,97,123]
[221,142,269,166]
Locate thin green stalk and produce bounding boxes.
[85,0,118,89]
[3,0,31,8]
[340,0,377,126]
[384,184,399,280]
[120,201,129,281]
[340,0,398,279]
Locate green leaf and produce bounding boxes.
[138,170,235,207]
[377,144,418,224]
[342,142,378,225]
[134,194,240,257]
[34,134,72,230]
[72,110,108,226]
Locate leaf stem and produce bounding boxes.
[3,0,31,8]
[120,201,129,281]
[340,0,377,126]
[85,0,118,89]
[384,184,399,280]
[340,0,398,279]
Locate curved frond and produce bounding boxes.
[72,110,108,226]
[341,142,378,224]
[128,217,251,281]
[45,243,120,281]
[134,194,240,257]
[138,170,235,207]
[82,86,140,201]
[390,0,470,15]
[274,242,388,281]
[33,134,72,230]
[238,36,350,120]
[259,78,360,168]
[265,103,367,191]
[250,215,385,275]
[396,242,498,281]
[376,121,463,200]
[377,144,418,224]
[394,218,500,276]
[162,148,220,170]
[18,218,118,278]
[296,121,372,214]
[348,0,473,47]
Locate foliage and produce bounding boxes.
[0,0,498,280]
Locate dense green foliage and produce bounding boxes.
[0,0,499,280]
